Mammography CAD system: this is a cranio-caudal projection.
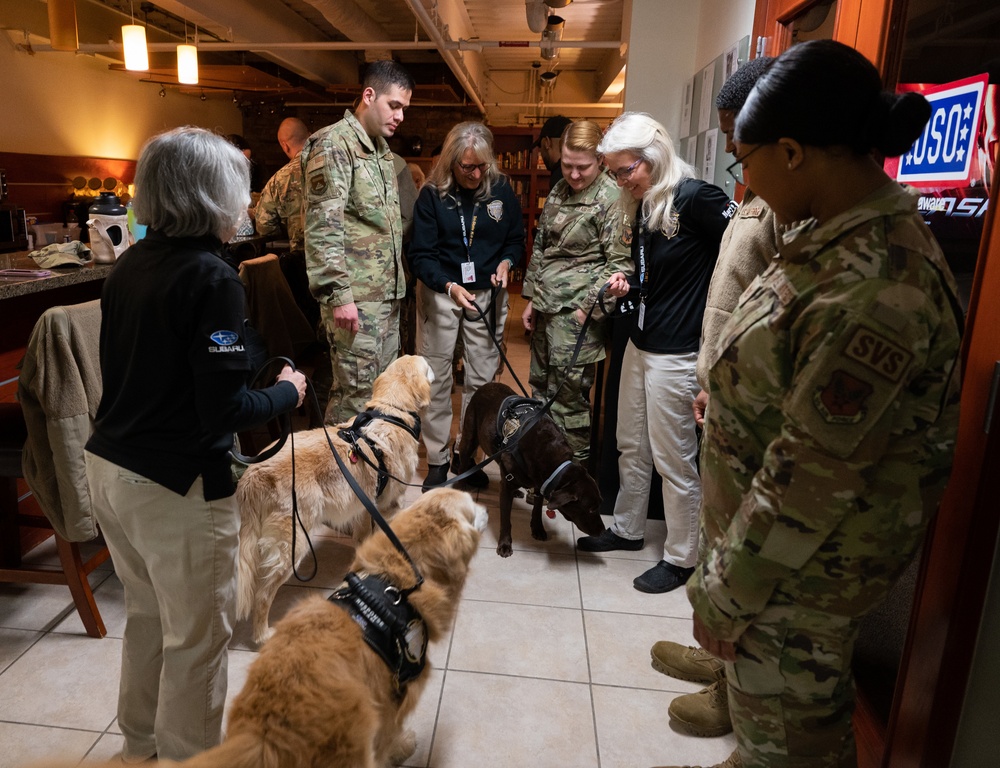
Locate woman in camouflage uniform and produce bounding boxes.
[521,120,632,462]
[685,41,963,768]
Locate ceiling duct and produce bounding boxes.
[541,15,564,61]
[300,0,394,60]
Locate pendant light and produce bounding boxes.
[177,23,198,85]
[122,1,148,72]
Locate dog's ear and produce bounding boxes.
[547,487,578,510]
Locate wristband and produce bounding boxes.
[447,283,455,299]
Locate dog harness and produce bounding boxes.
[337,409,422,497]
[493,396,572,503]
[327,571,427,697]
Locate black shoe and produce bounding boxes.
[633,560,695,594]
[577,528,644,552]
[464,468,489,489]
[422,463,449,492]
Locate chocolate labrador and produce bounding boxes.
[452,382,605,557]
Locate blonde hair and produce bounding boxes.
[425,122,506,201]
[597,112,695,234]
[562,120,603,155]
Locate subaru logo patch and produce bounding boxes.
[210,330,239,346]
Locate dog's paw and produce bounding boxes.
[389,727,417,764]
[496,540,514,558]
[530,523,548,542]
[253,625,276,647]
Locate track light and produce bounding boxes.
[158,86,166,98]
[47,0,79,51]
[200,91,207,101]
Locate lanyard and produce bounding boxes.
[455,196,479,262]
[637,224,649,302]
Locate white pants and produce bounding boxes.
[416,280,508,465]
[85,452,238,762]
[610,342,701,568]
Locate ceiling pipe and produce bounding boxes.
[300,0,393,60]
[399,0,487,115]
[44,39,623,53]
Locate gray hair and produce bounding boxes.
[133,126,250,240]
[597,112,694,235]
[425,121,506,202]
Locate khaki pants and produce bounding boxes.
[85,452,239,762]
[416,281,508,466]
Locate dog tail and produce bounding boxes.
[178,733,281,768]
[235,470,268,621]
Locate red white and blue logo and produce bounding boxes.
[896,74,988,187]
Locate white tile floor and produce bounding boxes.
[0,295,736,768]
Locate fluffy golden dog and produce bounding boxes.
[27,488,487,768]
[237,354,433,645]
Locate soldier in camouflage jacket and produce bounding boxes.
[301,61,413,424]
[685,41,963,768]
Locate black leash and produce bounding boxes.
[229,355,297,465]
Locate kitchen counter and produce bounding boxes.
[0,251,113,301]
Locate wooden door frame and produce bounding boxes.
[748,0,1000,765]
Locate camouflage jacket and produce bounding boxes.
[301,110,405,306]
[255,157,304,251]
[696,190,782,388]
[688,182,963,640]
[523,172,632,314]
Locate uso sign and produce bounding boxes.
[896,74,988,187]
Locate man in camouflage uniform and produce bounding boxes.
[255,117,311,251]
[684,181,963,767]
[521,151,631,462]
[301,60,413,424]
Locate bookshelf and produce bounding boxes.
[490,126,550,288]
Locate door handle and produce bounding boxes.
[985,361,1000,435]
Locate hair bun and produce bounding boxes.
[872,92,932,157]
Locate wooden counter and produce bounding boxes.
[0,251,113,301]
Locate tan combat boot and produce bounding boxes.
[650,640,725,684]
[651,747,742,768]
[668,679,733,737]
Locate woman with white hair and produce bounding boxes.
[577,112,733,594]
[85,126,306,763]
[409,121,524,490]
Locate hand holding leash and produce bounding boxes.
[278,365,308,407]
[606,271,631,298]
[446,281,476,311]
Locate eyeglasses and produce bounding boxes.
[725,144,765,186]
[609,157,643,183]
[457,162,488,175]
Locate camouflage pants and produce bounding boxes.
[528,309,605,462]
[322,299,400,425]
[726,616,860,768]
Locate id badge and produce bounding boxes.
[461,261,476,283]
[637,300,646,330]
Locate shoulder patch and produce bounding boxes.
[309,171,328,196]
[621,213,633,246]
[843,326,914,383]
[813,369,873,424]
[722,200,739,219]
[739,204,764,219]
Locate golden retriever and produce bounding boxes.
[237,354,433,645]
[26,487,487,768]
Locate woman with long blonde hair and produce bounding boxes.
[409,121,525,490]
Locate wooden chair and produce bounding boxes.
[0,402,109,638]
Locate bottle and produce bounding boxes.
[88,192,129,263]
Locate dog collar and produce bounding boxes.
[328,571,427,696]
[539,460,573,500]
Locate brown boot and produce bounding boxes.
[668,679,733,737]
[651,747,742,768]
[650,640,725,684]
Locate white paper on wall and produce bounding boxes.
[680,79,693,138]
[701,129,718,183]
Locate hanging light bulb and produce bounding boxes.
[122,2,148,72]
[47,0,79,52]
[177,43,198,84]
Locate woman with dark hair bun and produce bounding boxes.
[678,40,964,768]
